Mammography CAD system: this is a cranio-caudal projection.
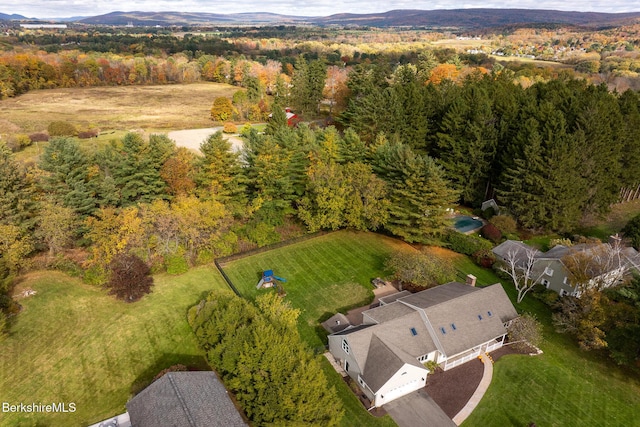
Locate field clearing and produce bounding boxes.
[0,266,229,426]
[491,55,570,68]
[432,38,492,48]
[0,83,238,135]
[421,247,640,427]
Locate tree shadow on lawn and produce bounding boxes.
[130,353,210,396]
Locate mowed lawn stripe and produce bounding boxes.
[420,246,640,427]
[0,266,229,426]
[221,231,412,348]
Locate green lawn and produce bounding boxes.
[0,266,229,427]
[220,230,413,427]
[423,248,640,427]
[220,230,414,349]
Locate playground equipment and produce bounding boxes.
[256,269,288,289]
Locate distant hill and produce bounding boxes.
[79,11,310,26]
[0,12,28,20]
[13,8,640,29]
[313,9,640,29]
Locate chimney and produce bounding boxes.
[466,274,477,287]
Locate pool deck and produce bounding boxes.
[452,215,485,234]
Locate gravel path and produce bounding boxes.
[167,127,244,153]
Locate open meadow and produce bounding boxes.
[0,82,237,135]
[0,266,229,426]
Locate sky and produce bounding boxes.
[3,0,639,19]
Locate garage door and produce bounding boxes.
[378,378,422,406]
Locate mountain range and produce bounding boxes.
[2,9,640,30]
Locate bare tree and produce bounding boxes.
[561,242,629,293]
[498,246,545,303]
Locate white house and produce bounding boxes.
[328,281,518,407]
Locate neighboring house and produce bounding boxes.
[284,107,299,127]
[126,371,247,427]
[492,239,640,297]
[328,280,518,408]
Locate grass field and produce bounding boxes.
[220,231,415,427]
[0,266,229,426]
[421,247,640,427]
[220,230,415,348]
[0,82,238,135]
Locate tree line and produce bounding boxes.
[339,64,640,232]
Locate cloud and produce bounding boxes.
[3,0,638,19]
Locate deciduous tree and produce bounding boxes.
[107,253,153,302]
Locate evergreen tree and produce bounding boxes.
[197,131,245,205]
[436,84,498,206]
[39,137,98,218]
[373,140,458,242]
[99,133,171,206]
[0,142,38,228]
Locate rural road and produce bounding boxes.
[167,127,244,153]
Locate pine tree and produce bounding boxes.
[39,137,98,218]
[196,131,245,204]
[0,143,38,228]
[373,140,458,242]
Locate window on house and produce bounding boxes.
[410,327,418,336]
[451,323,457,330]
[542,279,550,288]
[487,311,493,317]
[478,314,483,320]
[563,276,568,284]
[560,289,568,297]
[440,327,446,334]
[544,267,554,276]
[342,339,350,354]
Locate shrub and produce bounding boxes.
[549,237,573,248]
[195,249,215,266]
[107,254,154,302]
[472,248,496,268]
[623,213,640,249]
[482,206,496,219]
[28,132,49,142]
[47,121,77,137]
[444,229,493,256]
[210,97,234,121]
[239,123,253,136]
[222,122,237,134]
[83,265,108,286]
[164,253,189,275]
[14,134,32,149]
[212,231,239,257]
[77,129,98,139]
[490,215,518,235]
[245,222,280,248]
[480,223,502,243]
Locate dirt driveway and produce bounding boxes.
[167,127,244,153]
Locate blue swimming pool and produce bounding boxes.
[454,215,483,233]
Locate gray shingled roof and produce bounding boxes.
[421,284,517,357]
[492,240,537,264]
[363,301,415,324]
[126,371,247,427]
[378,290,412,305]
[362,334,427,392]
[397,282,479,309]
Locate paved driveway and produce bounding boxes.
[384,389,456,427]
[167,127,244,153]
